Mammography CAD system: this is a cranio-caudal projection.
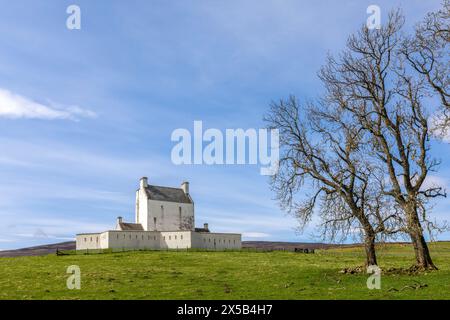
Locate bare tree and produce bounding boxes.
[265,96,397,266]
[318,10,446,269]
[401,0,449,134]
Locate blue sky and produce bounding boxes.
[0,0,448,250]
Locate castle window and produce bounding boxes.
[84,238,87,242]
[129,234,131,239]
[181,235,183,240]
[136,235,138,239]
[142,235,144,240]
[175,235,177,240]
[117,234,119,239]
[154,236,156,240]
[163,236,165,240]
[169,236,171,240]
[90,237,92,242]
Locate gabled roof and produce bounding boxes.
[145,185,192,204]
[118,222,144,231]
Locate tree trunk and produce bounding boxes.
[406,205,437,270]
[409,232,437,270]
[364,232,378,266]
[358,212,378,266]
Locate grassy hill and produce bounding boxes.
[0,242,449,300]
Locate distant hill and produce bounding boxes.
[0,241,76,258]
[242,241,343,250]
[0,241,354,258]
[2,240,445,258]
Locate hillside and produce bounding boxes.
[0,242,449,299]
[0,241,347,258]
[0,242,76,258]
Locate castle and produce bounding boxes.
[76,177,242,250]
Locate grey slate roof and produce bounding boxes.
[118,222,144,231]
[145,185,192,204]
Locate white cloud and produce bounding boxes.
[0,136,166,179]
[443,131,450,143]
[0,88,96,120]
[242,232,271,238]
[430,112,450,143]
[0,216,112,241]
[421,175,448,191]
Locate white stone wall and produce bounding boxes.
[135,189,148,231]
[76,231,241,251]
[146,199,194,232]
[100,232,109,249]
[106,230,161,250]
[192,232,242,250]
[135,188,194,232]
[159,231,192,249]
[76,233,102,250]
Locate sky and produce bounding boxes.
[0,0,448,250]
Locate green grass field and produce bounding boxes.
[0,242,449,300]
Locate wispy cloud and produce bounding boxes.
[430,112,450,143]
[0,88,96,120]
[422,175,448,191]
[0,136,168,179]
[0,216,113,244]
[442,130,450,143]
[242,232,271,238]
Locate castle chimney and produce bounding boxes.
[181,181,189,194]
[140,177,148,189]
[204,223,209,231]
